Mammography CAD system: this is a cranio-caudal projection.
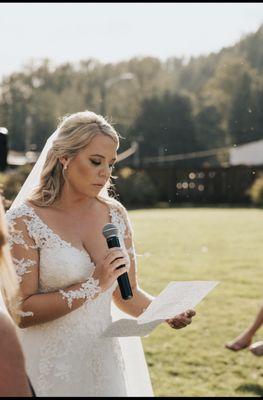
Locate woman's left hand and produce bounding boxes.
[165,309,196,329]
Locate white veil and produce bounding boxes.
[9,129,153,396]
[10,129,59,210]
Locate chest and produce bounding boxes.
[33,206,122,266]
[78,214,112,265]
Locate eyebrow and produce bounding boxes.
[90,154,117,161]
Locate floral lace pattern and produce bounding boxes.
[13,257,36,282]
[59,277,101,308]
[110,205,137,265]
[6,201,136,396]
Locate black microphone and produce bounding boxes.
[102,223,133,300]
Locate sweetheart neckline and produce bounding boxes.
[22,202,115,261]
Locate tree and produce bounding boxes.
[195,105,225,149]
[228,72,254,145]
[130,91,198,160]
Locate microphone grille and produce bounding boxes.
[102,223,118,239]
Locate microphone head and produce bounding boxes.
[102,223,119,239]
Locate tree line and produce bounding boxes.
[1,24,263,165]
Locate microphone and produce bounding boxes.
[102,223,133,300]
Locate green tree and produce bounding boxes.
[195,106,225,149]
[130,91,198,159]
[228,72,254,145]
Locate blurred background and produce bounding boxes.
[1,2,263,207]
[0,2,263,396]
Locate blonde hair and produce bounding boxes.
[0,197,20,323]
[29,110,120,207]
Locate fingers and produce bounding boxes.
[104,248,128,265]
[110,257,129,272]
[168,319,188,329]
[166,310,196,329]
[185,309,196,317]
[173,317,191,328]
[104,249,129,276]
[115,266,129,279]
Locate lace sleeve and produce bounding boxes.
[6,206,39,317]
[115,204,138,289]
[121,209,137,265]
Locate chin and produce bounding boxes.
[78,185,104,197]
[88,187,101,196]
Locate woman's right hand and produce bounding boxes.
[92,247,129,293]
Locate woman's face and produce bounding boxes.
[62,134,118,198]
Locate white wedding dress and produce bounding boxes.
[6,201,153,397]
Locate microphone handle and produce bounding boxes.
[106,236,133,300]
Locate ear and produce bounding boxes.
[59,155,69,168]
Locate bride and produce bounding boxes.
[6,110,195,396]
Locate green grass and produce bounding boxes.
[129,208,263,397]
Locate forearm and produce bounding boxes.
[113,285,155,318]
[19,279,101,328]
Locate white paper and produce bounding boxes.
[137,280,219,324]
[100,318,163,338]
[101,281,219,337]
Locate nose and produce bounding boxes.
[99,164,111,178]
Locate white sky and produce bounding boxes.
[1,2,263,79]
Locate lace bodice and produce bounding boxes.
[5,200,138,396]
[6,201,135,293]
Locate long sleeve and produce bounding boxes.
[6,207,39,317]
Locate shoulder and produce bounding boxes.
[112,200,131,227]
[6,202,35,224]
[97,195,126,215]
[5,203,38,248]
[107,198,134,238]
[99,197,129,223]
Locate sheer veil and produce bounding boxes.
[10,129,59,210]
[9,129,154,396]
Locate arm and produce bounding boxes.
[8,215,101,328]
[112,206,196,329]
[0,313,32,396]
[112,207,154,318]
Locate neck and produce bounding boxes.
[54,187,96,212]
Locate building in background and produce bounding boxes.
[229,139,263,166]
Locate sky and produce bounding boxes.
[1,2,263,79]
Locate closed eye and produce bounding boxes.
[90,159,101,166]
[90,159,115,169]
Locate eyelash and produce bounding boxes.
[90,160,115,169]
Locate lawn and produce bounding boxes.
[128,208,263,397]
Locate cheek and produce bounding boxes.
[71,160,94,183]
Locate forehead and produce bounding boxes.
[84,134,118,155]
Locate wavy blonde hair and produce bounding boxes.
[0,197,20,323]
[29,110,120,207]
